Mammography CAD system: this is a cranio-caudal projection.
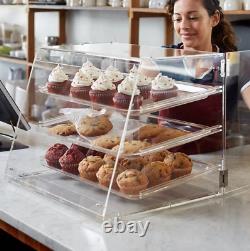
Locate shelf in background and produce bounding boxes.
[28,5,128,11]
[0,55,28,65]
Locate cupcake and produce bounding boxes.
[45,143,68,168]
[116,169,149,195]
[141,161,172,186]
[105,65,124,86]
[78,155,105,182]
[80,61,101,80]
[96,163,119,189]
[150,73,178,102]
[113,77,143,109]
[47,65,70,95]
[129,65,152,100]
[59,147,85,175]
[164,152,193,179]
[89,73,116,106]
[70,71,93,100]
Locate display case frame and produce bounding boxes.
[5,43,250,220]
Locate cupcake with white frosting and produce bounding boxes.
[47,65,70,95]
[129,65,152,99]
[70,71,93,100]
[113,76,143,109]
[89,73,116,106]
[104,65,124,86]
[150,73,178,102]
[80,61,101,80]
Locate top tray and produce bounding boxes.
[39,81,222,115]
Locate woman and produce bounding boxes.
[151,0,238,153]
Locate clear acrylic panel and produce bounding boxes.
[6,43,245,220]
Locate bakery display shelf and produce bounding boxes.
[37,157,219,200]
[38,114,222,158]
[39,158,217,200]
[38,82,222,115]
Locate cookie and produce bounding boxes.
[93,135,120,149]
[151,128,189,144]
[48,123,77,136]
[135,124,166,141]
[76,115,113,137]
[112,140,151,154]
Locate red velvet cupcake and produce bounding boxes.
[47,65,71,95]
[150,73,178,102]
[104,65,124,87]
[59,147,85,175]
[113,77,143,109]
[89,73,116,106]
[70,71,93,100]
[80,60,101,81]
[45,143,68,169]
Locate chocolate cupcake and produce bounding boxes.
[150,73,178,102]
[45,143,68,168]
[113,77,143,109]
[70,71,93,100]
[89,73,116,106]
[116,169,149,195]
[104,65,124,87]
[47,65,70,95]
[78,155,105,181]
[59,147,85,175]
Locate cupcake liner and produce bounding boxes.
[138,85,151,100]
[89,89,116,106]
[150,86,178,102]
[70,86,91,100]
[47,80,71,95]
[113,93,143,109]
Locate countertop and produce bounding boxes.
[1,148,250,251]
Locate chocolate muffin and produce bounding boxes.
[45,143,68,169]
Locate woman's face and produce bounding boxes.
[173,0,219,51]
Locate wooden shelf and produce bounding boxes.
[130,7,168,14]
[0,55,28,65]
[224,10,250,15]
[28,5,128,11]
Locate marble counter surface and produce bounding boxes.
[1,148,250,251]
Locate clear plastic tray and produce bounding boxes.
[40,158,217,200]
[38,113,222,158]
[39,81,222,115]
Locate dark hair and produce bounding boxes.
[166,0,237,52]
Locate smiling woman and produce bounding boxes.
[166,0,237,52]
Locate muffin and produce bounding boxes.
[116,169,149,195]
[129,65,152,100]
[142,150,172,164]
[70,71,93,100]
[118,158,145,172]
[78,155,105,181]
[150,73,178,102]
[113,77,143,109]
[164,152,193,179]
[59,147,85,175]
[89,73,116,106]
[45,143,68,168]
[141,161,172,186]
[96,163,119,189]
[70,144,89,156]
[47,65,70,95]
[80,61,101,81]
[105,65,124,86]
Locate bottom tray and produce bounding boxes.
[41,158,217,200]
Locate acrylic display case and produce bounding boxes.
[5,43,250,219]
